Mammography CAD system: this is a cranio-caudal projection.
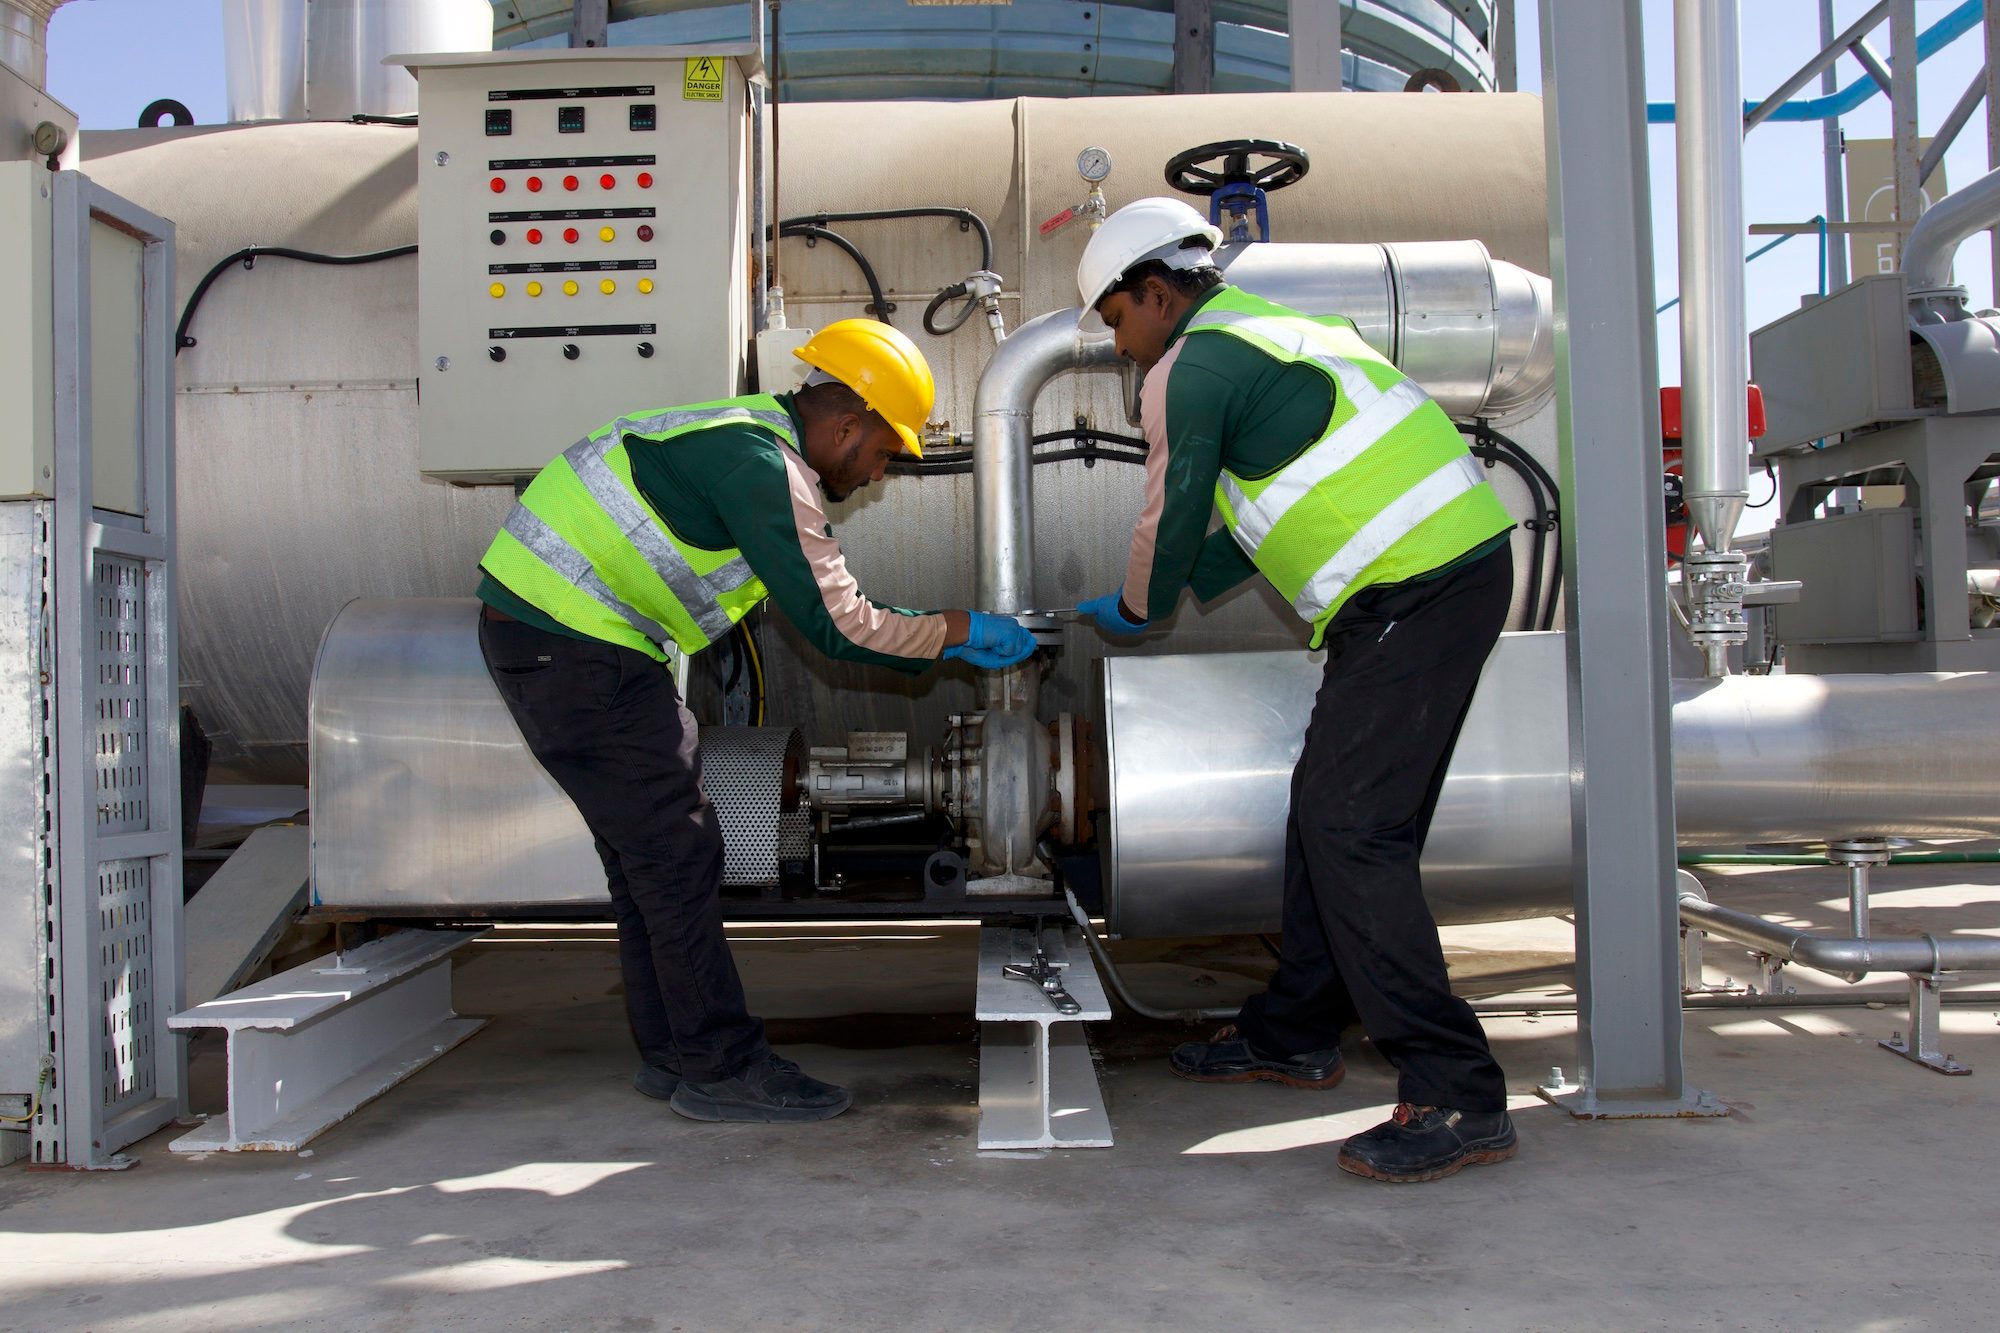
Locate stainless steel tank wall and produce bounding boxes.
[81,92,1554,782]
[1104,635,2000,938]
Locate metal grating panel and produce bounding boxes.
[92,554,147,835]
[94,858,155,1112]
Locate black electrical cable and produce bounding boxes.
[176,244,417,354]
[776,207,997,336]
[773,223,890,322]
[1747,459,1779,509]
[350,113,417,126]
[1472,423,1565,630]
[1468,444,1548,632]
[888,439,1150,477]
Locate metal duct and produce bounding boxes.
[1102,634,2000,938]
[221,0,492,123]
[0,1,64,91]
[1217,240,1555,422]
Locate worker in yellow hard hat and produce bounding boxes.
[476,317,1034,1124]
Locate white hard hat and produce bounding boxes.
[1076,196,1224,310]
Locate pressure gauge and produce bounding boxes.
[31,120,68,161]
[1076,146,1113,184]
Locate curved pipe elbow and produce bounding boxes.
[1905,165,2000,302]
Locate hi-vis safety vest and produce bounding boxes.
[1193,287,1512,645]
[480,396,792,661]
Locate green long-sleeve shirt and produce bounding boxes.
[1123,284,1506,623]
[478,393,945,674]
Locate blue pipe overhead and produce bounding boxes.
[1645,0,1980,126]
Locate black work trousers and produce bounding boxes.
[479,612,769,1083]
[1234,543,1513,1112]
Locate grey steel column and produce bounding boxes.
[1289,0,1342,91]
[1173,0,1215,94]
[1538,0,1700,1111]
[568,0,608,49]
[1675,0,1748,555]
[1496,0,1518,92]
[1823,0,1849,291]
[1891,0,1920,268]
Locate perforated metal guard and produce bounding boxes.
[92,555,148,835]
[702,727,805,885]
[94,858,156,1113]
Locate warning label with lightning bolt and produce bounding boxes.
[682,56,725,102]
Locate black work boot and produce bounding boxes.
[633,1062,681,1101]
[1336,1103,1517,1183]
[669,1054,852,1123]
[1168,1024,1345,1089]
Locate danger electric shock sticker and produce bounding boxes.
[682,56,725,101]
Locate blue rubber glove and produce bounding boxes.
[942,611,1037,669]
[1078,589,1147,636]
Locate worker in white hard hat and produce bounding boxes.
[1074,197,1519,1183]
[477,318,1035,1125]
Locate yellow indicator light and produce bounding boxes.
[637,278,655,294]
[489,282,506,299]
[599,226,616,243]
[562,280,580,296]
[526,281,543,297]
[600,278,617,295]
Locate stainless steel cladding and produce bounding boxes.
[310,598,804,908]
[1217,240,1555,422]
[220,0,493,123]
[1103,634,2000,938]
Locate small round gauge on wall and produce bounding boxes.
[1076,146,1113,184]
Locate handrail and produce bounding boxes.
[1645,0,1980,126]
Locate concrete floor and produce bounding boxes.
[4,864,2000,1331]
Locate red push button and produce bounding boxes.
[637,171,654,189]
[527,176,543,192]
[636,224,655,242]
[600,173,616,190]
[563,174,580,192]
[488,177,506,194]
[563,227,580,244]
[526,227,543,244]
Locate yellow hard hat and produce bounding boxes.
[795,318,935,457]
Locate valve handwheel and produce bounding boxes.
[1163,138,1311,197]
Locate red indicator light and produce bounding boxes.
[563,227,580,244]
[600,173,616,190]
[637,172,654,189]
[488,177,505,194]
[527,176,543,192]
[636,224,655,242]
[526,228,543,244]
[563,175,580,191]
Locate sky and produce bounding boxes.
[41,1,2000,410]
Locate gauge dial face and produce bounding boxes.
[1076,146,1113,183]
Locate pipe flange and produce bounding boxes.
[1828,837,1892,865]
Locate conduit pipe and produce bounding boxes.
[1904,163,2000,316]
[1678,889,2000,975]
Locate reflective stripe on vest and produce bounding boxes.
[483,398,791,658]
[1187,292,1508,628]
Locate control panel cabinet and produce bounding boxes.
[398,49,754,482]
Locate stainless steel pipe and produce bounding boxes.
[1674,0,1750,554]
[1102,634,2000,938]
[0,0,63,90]
[1904,164,2000,310]
[1679,891,2000,975]
[971,307,1121,615]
